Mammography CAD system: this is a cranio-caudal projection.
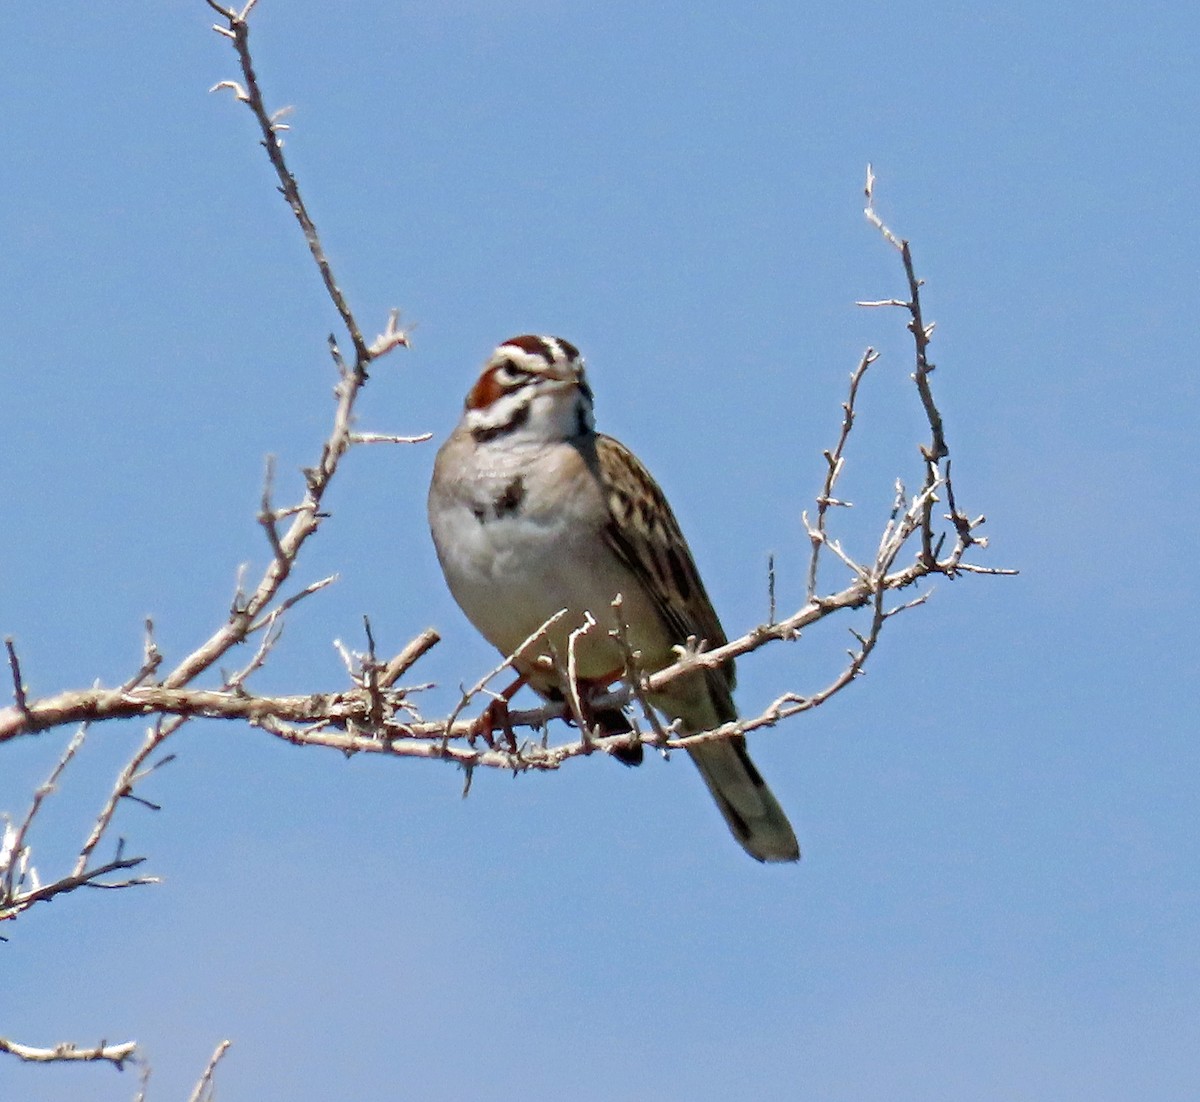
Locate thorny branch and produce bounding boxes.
[0,157,1013,793]
[3,0,414,937]
[0,1032,232,1101]
[862,163,962,565]
[805,346,877,600]
[207,0,366,361]
[2,0,1012,971]
[3,6,1012,1083]
[1,8,424,1083]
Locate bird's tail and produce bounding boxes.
[688,738,800,863]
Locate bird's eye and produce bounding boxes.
[493,360,530,388]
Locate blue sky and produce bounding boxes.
[3,1,1198,1099]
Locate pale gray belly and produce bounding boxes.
[432,498,673,680]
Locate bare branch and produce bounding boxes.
[209,5,368,361]
[5,32,1015,947]
[863,163,960,567]
[805,346,877,600]
[609,595,673,749]
[72,719,170,879]
[156,2,415,700]
[2,846,158,922]
[563,612,599,740]
[246,573,337,635]
[367,308,412,359]
[0,1035,138,1070]
[0,29,1007,1102]
[442,610,570,740]
[1,725,88,905]
[121,619,163,692]
[348,431,434,446]
[187,1040,233,1102]
[379,628,441,690]
[258,454,287,570]
[1,539,971,781]
[133,1060,152,1102]
[4,638,32,727]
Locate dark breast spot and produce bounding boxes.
[492,476,525,519]
[468,476,526,525]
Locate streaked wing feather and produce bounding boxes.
[595,434,736,702]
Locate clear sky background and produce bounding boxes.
[3,2,1198,1099]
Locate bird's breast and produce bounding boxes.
[429,440,671,674]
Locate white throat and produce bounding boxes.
[467,382,594,446]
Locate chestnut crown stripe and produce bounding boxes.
[466,334,589,412]
[501,334,581,363]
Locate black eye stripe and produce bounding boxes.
[493,359,532,385]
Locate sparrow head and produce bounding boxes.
[464,335,595,444]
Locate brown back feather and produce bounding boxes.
[593,434,736,720]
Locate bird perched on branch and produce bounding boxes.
[428,335,798,863]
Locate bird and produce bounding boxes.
[427,334,799,863]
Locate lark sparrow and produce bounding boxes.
[427,335,799,863]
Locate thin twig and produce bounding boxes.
[863,163,950,566]
[2,851,158,921]
[767,554,777,626]
[258,454,287,570]
[441,610,570,741]
[805,347,877,600]
[4,638,31,725]
[563,612,598,741]
[379,628,441,689]
[210,7,367,362]
[246,573,337,634]
[187,1040,233,1102]
[0,159,1017,865]
[163,2,411,694]
[1,725,88,903]
[120,619,162,692]
[348,431,434,446]
[609,596,672,749]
